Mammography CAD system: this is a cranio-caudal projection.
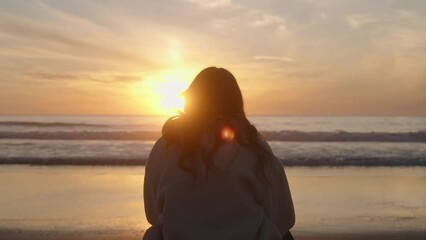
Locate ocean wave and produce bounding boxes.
[0,157,144,165]
[0,130,425,142]
[261,130,426,142]
[0,131,161,140]
[0,121,107,127]
[0,156,424,166]
[283,157,426,166]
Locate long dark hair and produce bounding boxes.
[162,67,271,179]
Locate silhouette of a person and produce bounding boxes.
[144,67,295,240]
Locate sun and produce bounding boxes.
[159,80,186,114]
[135,68,194,116]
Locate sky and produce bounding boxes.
[0,0,425,116]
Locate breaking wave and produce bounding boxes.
[1,130,425,142]
[0,121,107,127]
[261,130,426,142]
[0,156,424,166]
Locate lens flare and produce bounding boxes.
[221,126,235,141]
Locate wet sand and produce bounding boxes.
[0,229,425,240]
[0,166,425,239]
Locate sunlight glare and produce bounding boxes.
[135,69,194,116]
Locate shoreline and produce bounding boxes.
[1,159,426,167]
[1,228,425,240]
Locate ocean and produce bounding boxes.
[0,115,425,166]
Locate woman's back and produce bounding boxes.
[144,136,294,240]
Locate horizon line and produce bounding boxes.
[0,114,425,117]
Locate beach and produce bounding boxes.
[1,115,425,239]
[0,165,425,240]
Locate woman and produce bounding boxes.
[144,67,295,240]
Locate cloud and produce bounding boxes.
[396,10,416,19]
[0,14,86,48]
[25,71,78,81]
[0,13,154,67]
[184,0,232,8]
[346,14,379,29]
[112,75,143,83]
[251,13,288,33]
[345,10,418,30]
[24,71,143,83]
[252,14,286,27]
[252,55,295,62]
[34,1,109,34]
